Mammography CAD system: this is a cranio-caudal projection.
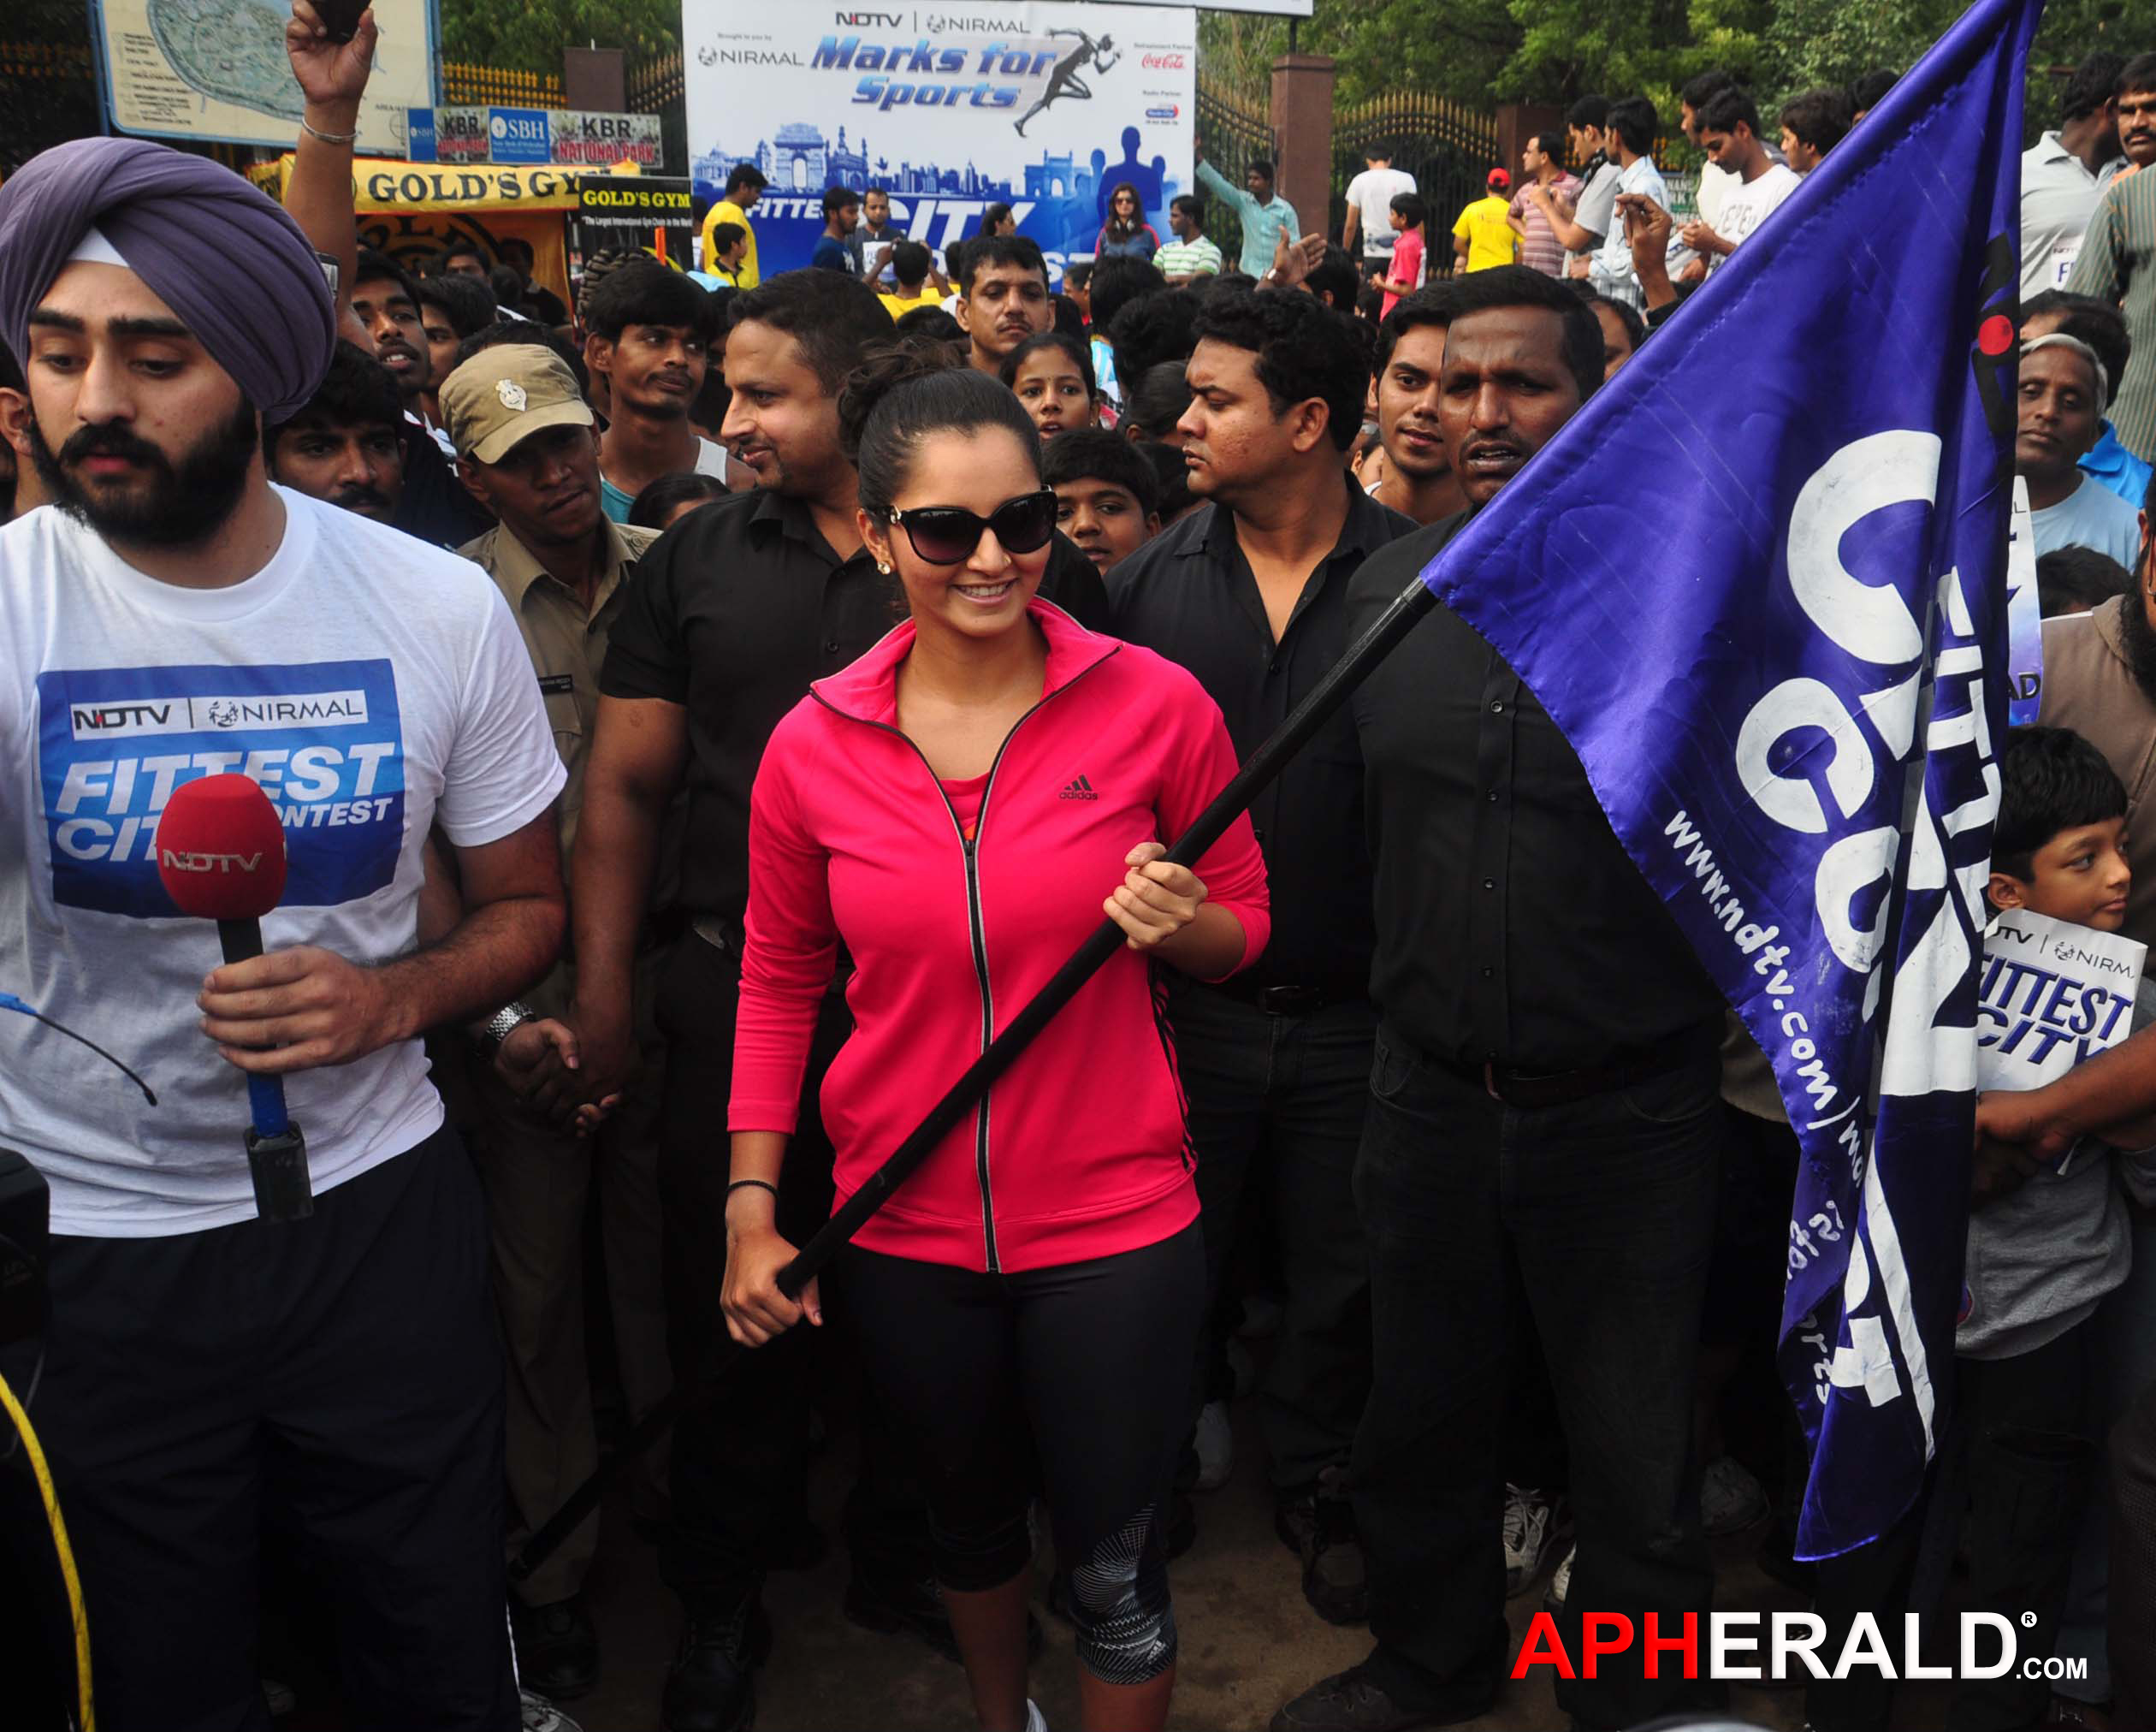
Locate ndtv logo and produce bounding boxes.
[836,9,903,21]
[160,850,268,875]
[68,690,370,740]
[1142,52,1187,70]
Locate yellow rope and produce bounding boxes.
[0,1364,92,1731]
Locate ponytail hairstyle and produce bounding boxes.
[838,336,1043,516]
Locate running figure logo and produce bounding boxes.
[1015,31,1118,136]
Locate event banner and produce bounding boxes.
[682,0,1195,282]
[92,0,435,154]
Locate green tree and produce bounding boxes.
[437,0,678,76]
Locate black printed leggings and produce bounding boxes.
[836,1222,1203,1685]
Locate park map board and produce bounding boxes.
[93,0,436,154]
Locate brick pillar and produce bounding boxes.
[563,47,625,114]
[1498,102,1567,176]
[1270,54,1336,243]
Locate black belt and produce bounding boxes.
[1205,977,1362,1016]
[1434,1026,1712,1109]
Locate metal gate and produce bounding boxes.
[1195,78,1278,273]
[1332,92,1500,264]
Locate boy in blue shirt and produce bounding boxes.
[810,187,862,274]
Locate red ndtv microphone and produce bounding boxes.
[154,774,311,1221]
[155,772,287,923]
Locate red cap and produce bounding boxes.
[1488,168,1512,189]
[155,774,288,920]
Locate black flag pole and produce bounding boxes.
[512,573,1441,1584]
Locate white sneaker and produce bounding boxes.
[519,1689,586,1732]
[1025,1700,1050,1732]
[1502,1482,1568,1599]
[1194,1399,1235,1491]
[1543,1542,1575,1613]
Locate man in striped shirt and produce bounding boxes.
[1507,133,1581,276]
[1156,196,1224,285]
[2070,132,2156,464]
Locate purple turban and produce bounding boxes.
[0,137,337,420]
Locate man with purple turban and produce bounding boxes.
[0,133,570,1729]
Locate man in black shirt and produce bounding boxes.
[576,270,1105,1732]
[1109,292,1410,1625]
[1275,268,1726,1732]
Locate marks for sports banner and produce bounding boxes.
[36,660,406,916]
[684,1,1195,282]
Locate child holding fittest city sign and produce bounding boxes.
[1908,726,2156,1730]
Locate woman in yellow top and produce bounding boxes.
[1453,169,1523,272]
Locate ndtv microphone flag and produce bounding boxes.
[1418,0,2037,1559]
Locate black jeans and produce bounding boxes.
[1808,1320,2098,1732]
[653,931,927,1609]
[1168,982,1375,1488]
[0,1133,516,1732]
[1352,1022,1723,1730]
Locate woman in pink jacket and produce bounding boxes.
[721,351,1268,1732]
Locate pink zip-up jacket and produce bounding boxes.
[731,598,1270,1273]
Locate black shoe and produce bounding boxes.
[661,1599,770,1732]
[1270,1664,1465,1732]
[1276,1472,1365,1625]
[512,1592,600,1702]
[844,1572,964,1664]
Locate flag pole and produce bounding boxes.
[510,572,1441,1582]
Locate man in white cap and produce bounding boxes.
[439,342,672,1705]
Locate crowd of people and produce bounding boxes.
[6,7,2156,1732]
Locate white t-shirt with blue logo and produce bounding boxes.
[0,488,566,1235]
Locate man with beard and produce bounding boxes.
[352,246,435,432]
[0,135,567,1729]
[263,339,407,523]
[2071,55,2156,466]
[955,234,1054,378]
[1367,285,1467,525]
[1107,292,1411,1613]
[583,259,726,525]
[566,270,1106,1731]
[440,344,671,1703]
[1276,268,1728,1732]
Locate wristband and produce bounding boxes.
[726,1177,780,1204]
[301,116,359,145]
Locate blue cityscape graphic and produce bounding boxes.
[696,122,1182,270]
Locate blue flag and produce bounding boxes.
[1420,0,2038,1560]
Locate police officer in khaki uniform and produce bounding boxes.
[440,345,676,1701]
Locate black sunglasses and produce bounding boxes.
[886,489,1058,566]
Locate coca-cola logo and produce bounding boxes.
[1142,52,1187,70]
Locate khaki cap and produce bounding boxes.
[439,345,594,465]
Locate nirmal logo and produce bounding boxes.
[835,9,903,22]
[1142,52,1187,70]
